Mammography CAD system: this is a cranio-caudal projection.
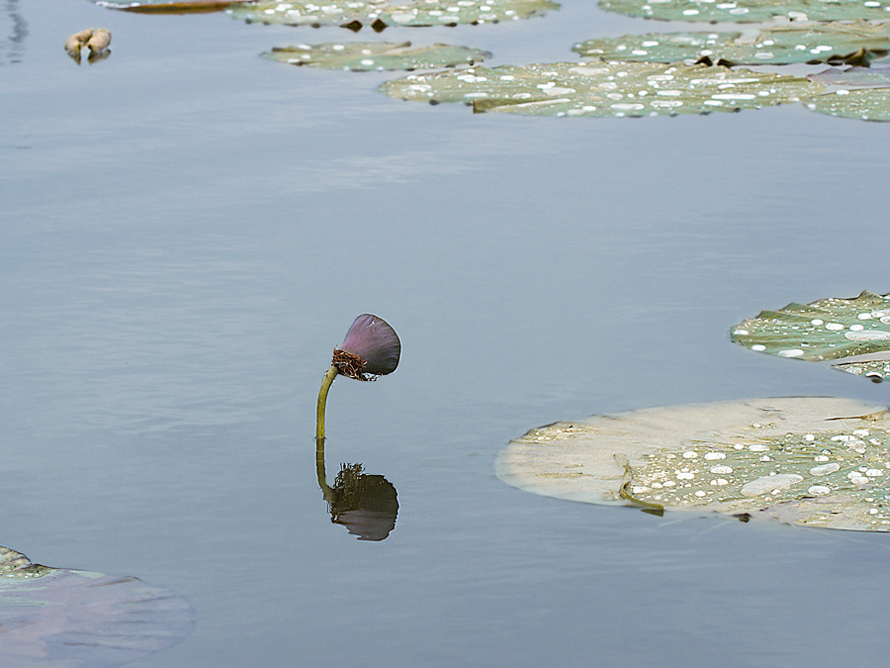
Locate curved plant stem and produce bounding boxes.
[316,365,339,443]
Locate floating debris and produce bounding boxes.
[64,28,94,58]
[495,397,890,531]
[64,27,112,62]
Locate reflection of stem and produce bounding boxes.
[316,365,339,442]
[315,437,334,503]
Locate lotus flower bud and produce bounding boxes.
[333,314,400,380]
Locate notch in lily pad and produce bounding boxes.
[316,314,401,441]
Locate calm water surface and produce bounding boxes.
[2,1,889,667]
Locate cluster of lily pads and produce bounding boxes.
[375,14,889,119]
[493,290,890,533]
[92,0,889,120]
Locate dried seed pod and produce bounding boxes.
[64,28,94,57]
[87,28,112,55]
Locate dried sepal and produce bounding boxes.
[332,348,373,381]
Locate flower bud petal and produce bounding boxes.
[337,314,400,377]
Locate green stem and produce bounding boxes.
[316,365,339,443]
[315,437,334,503]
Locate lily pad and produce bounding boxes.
[380,60,824,116]
[228,0,558,30]
[264,41,489,71]
[731,291,890,379]
[573,21,890,66]
[94,0,254,13]
[0,545,195,668]
[804,85,890,119]
[495,397,890,531]
[598,0,890,23]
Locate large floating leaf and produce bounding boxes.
[732,291,890,380]
[599,0,890,23]
[264,41,489,71]
[495,397,890,531]
[573,21,890,66]
[94,0,254,13]
[0,545,195,668]
[228,0,558,30]
[380,61,824,116]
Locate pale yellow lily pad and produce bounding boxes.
[495,397,890,531]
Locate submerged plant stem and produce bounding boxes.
[316,365,339,442]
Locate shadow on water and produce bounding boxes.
[316,438,399,541]
[1,0,26,65]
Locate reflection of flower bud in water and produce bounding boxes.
[333,314,401,381]
[328,463,399,541]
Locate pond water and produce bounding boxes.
[2,1,890,667]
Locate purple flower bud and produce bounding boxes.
[333,314,401,380]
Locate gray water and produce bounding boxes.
[3,1,890,666]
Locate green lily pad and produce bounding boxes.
[94,0,254,13]
[263,41,489,71]
[599,0,890,23]
[804,85,890,119]
[731,291,890,379]
[380,60,824,116]
[495,397,890,531]
[573,21,890,66]
[0,545,195,668]
[228,0,558,30]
